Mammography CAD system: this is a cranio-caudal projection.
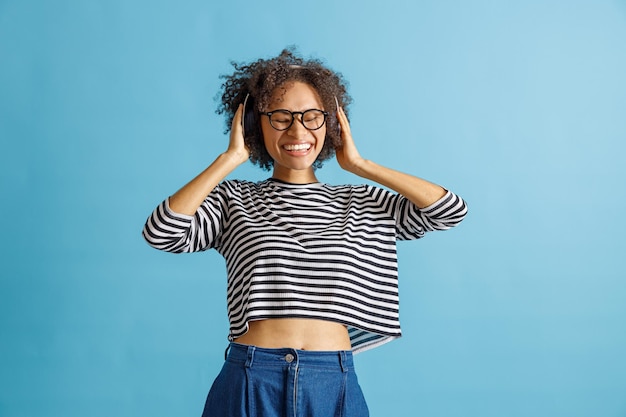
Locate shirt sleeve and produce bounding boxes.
[370,187,468,240]
[142,182,230,253]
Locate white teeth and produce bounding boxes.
[283,143,311,151]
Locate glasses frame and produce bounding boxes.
[259,109,329,131]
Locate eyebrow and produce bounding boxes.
[264,108,327,117]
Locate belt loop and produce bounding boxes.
[245,345,256,368]
[224,343,231,361]
[339,351,347,373]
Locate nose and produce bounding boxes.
[287,114,309,137]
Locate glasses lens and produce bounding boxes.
[302,110,326,130]
[269,110,293,130]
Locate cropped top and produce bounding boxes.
[142,178,467,353]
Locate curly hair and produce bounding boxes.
[216,47,352,171]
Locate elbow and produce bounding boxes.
[428,194,468,230]
[448,200,468,226]
[141,222,192,253]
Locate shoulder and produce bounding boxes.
[321,182,372,195]
[326,183,395,199]
[218,179,268,193]
[318,183,395,207]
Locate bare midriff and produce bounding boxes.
[233,318,352,351]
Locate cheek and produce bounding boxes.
[261,125,278,148]
[261,125,282,160]
[315,128,327,149]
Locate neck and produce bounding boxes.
[271,166,318,184]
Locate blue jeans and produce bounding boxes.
[201,343,369,417]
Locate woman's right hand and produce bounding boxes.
[225,104,250,165]
[168,103,251,215]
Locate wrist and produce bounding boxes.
[222,149,249,166]
[350,158,372,177]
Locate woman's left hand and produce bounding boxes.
[335,106,366,175]
[333,106,447,207]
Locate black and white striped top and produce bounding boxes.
[143,178,467,353]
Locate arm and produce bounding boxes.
[168,104,249,215]
[335,106,447,209]
[142,105,249,252]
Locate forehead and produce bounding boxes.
[269,81,323,109]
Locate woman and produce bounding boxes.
[143,48,467,417]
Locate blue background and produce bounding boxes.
[1,1,625,416]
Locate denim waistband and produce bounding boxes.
[225,342,354,372]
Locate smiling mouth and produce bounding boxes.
[283,143,312,152]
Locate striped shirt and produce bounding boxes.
[143,178,467,353]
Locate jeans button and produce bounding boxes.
[284,354,295,363]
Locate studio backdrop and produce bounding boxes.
[1,1,625,416]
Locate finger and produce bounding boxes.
[232,104,243,129]
[337,109,354,144]
[230,106,246,141]
[337,106,351,135]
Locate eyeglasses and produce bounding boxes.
[260,109,328,131]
